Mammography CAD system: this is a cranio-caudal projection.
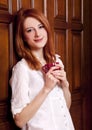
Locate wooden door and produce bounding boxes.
[0,0,90,130]
[48,1,84,130]
[0,1,31,130]
[0,1,12,130]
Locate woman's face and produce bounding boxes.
[23,17,48,50]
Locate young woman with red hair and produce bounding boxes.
[10,8,75,130]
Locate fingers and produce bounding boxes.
[44,72,59,91]
[48,66,61,73]
[43,62,66,82]
[50,66,67,81]
[54,62,64,69]
[43,62,68,90]
[48,74,52,79]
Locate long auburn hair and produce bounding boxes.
[13,8,56,70]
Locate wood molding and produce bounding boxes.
[54,16,83,31]
[0,0,8,10]
[0,10,12,23]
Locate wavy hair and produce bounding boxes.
[13,8,56,70]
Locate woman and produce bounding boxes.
[10,8,75,130]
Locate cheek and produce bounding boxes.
[45,35,48,42]
[24,33,33,42]
[43,31,48,40]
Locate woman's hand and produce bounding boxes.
[50,63,71,108]
[42,62,71,108]
[50,63,69,88]
[42,65,60,93]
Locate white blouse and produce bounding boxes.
[10,57,75,130]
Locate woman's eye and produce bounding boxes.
[39,25,44,29]
[26,28,34,32]
[27,29,32,32]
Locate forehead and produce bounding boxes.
[23,17,41,28]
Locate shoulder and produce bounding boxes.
[11,58,29,77]
[10,59,29,85]
[13,58,28,71]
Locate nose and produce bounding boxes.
[34,29,40,37]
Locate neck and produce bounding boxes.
[32,49,43,58]
[32,49,46,65]
[36,55,46,65]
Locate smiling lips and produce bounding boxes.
[34,37,43,42]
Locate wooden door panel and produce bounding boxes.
[0,23,9,100]
[71,99,83,130]
[72,0,82,21]
[12,0,18,13]
[0,0,8,5]
[56,0,66,19]
[21,0,31,8]
[54,31,66,66]
[47,0,54,32]
[54,0,84,130]
[0,0,8,10]
[69,0,82,22]
[0,0,17,129]
[72,32,81,89]
[33,0,43,11]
